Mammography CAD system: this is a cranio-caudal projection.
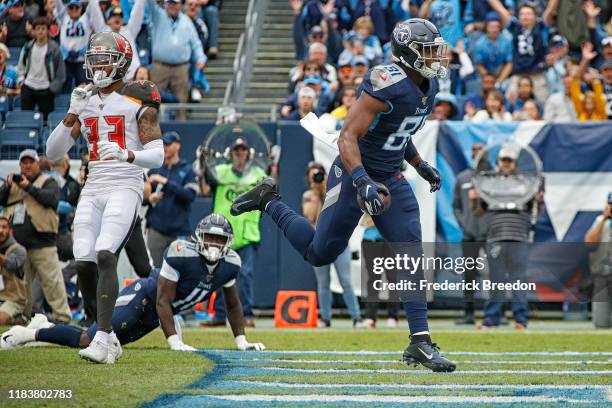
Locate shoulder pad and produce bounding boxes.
[119,80,161,109]
[166,239,199,258]
[369,64,407,92]
[224,249,241,268]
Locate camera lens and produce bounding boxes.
[313,171,324,183]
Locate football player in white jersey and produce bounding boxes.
[46,31,164,364]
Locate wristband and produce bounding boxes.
[167,334,181,347]
[350,165,367,182]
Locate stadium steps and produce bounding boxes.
[194,0,250,119]
[242,0,296,115]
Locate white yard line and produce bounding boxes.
[251,367,612,375]
[197,394,597,404]
[227,380,612,391]
[239,358,611,366]
[211,350,612,357]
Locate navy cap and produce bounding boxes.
[231,137,249,150]
[485,11,501,23]
[309,25,324,36]
[302,75,322,86]
[162,131,181,144]
[549,35,567,48]
[66,0,81,7]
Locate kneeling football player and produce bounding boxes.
[1,214,265,362]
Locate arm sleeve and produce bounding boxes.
[126,0,146,38]
[46,122,76,161]
[3,246,26,278]
[25,178,60,209]
[593,80,607,117]
[403,139,419,163]
[132,139,164,169]
[88,0,110,33]
[570,78,583,116]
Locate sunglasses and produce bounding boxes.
[339,66,353,74]
[499,157,515,162]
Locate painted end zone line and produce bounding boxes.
[208,350,612,357]
[233,367,612,376]
[225,380,612,391]
[190,394,598,404]
[233,358,612,366]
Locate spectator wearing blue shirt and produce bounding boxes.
[147,0,206,105]
[544,35,569,96]
[144,132,199,268]
[419,0,465,48]
[472,12,512,86]
[0,44,20,97]
[487,0,559,103]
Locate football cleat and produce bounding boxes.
[403,341,456,372]
[79,338,110,364]
[26,314,54,330]
[230,177,279,216]
[108,332,123,363]
[1,326,36,349]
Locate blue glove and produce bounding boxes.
[415,160,441,192]
[352,166,389,215]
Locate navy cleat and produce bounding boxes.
[230,177,279,216]
[403,338,456,372]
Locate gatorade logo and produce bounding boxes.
[274,291,317,328]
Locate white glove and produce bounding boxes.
[67,85,93,116]
[98,140,129,161]
[235,335,266,351]
[167,334,197,352]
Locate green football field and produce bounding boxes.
[1,321,611,407]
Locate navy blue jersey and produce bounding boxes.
[144,239,241,314]
[508,18,548,74]
[358,63,439,179]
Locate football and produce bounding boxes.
[356,182,392,214]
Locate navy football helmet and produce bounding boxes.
[391,18,449,79]
[194,214,233,263]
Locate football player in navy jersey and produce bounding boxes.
[0,214,265,361]
[232,19,455,372]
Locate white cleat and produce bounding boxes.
[79,338,110,364]
[107,332,122,363]
[1,326,36,349]
[26,314,54,330]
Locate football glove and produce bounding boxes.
[67,84,93,116]
[354,173,389,216]
[98,140,129,162]
[235,335,266,351]
[415,160,441,193]
[167,334,197,352]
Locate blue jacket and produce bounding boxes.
[146,159,198,237]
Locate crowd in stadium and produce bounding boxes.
[0,0,220,119]
[283,0,612,124]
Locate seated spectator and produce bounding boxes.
[462,74,498,116]
[545,35,570,96]
[286,86,316,121]
[289,60,325,94]
[351,55,369,83]
[571,42,607,121]
[89,0,145,81]
[468,90,512,121]
[419,0,466,48]
[432,93,459,120]
[330,85,356,129]
[55,0,94,92]
[0,0,32,48]
[338,32,365,66]
[0,216,27,326]
[601,59,612,119]
[513,99,542,120]
[282,74,335,117]
[0,44,20,96]
[307,43,338,91]
[16,17,65,120]
[509,76,543,114]
[543,75,577,122]
[352,16,382,64]
[337,58,356,89]
[472,12,512,86]
[487,0,558,103]
[200,0,219,58]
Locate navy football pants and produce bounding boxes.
[266,156,428,334]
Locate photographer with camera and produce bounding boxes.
[0,149,71,323]
[302,162,364,328]
[200,137,267,328]
[585,192,612,328]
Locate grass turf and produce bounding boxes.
[0,325,611,407]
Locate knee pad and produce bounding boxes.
[97,250,118,272]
